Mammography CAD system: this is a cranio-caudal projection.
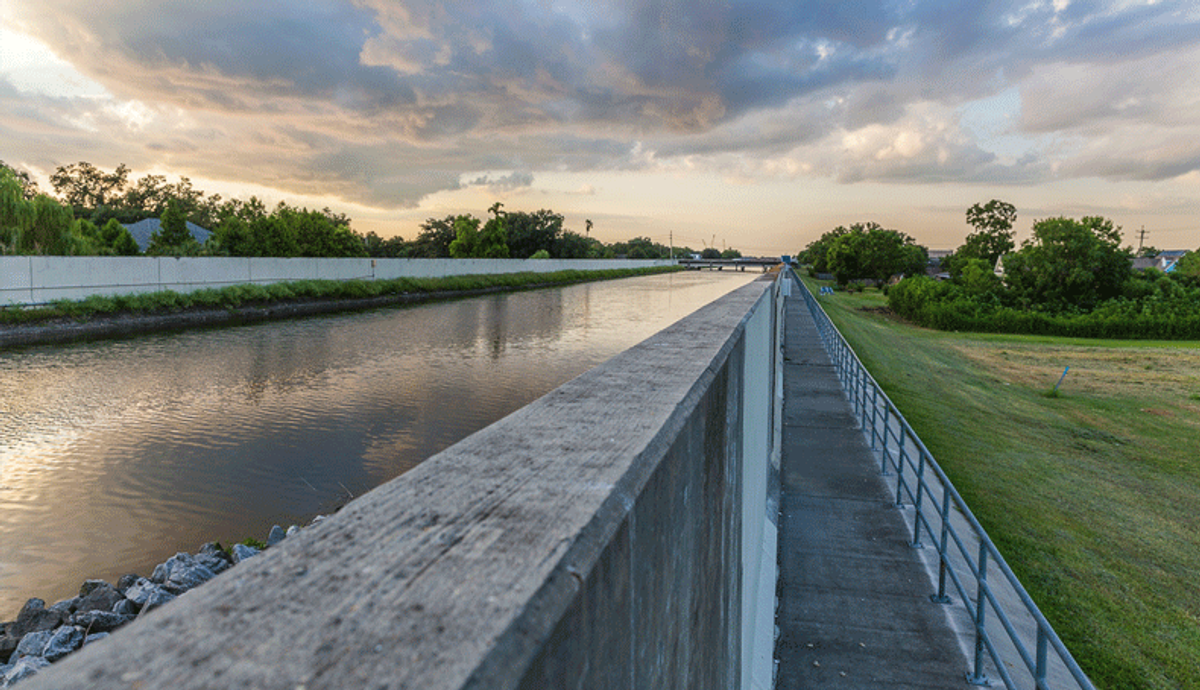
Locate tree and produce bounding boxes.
[700,248,721,259]
[50,161,130,209]
[798,226,849,274]
[1001,216,1132,311]
[101,218,141,255]
[411,216,459,257]
[824,222,927,286]
[720,248,742,259]
[504,209,563,258]
[476,203,510,258]
[361,231,409,258]
[448,215,482,258]
[1,160,40,199]
[1176,250,1200,278]
[146,198,201,255]
[947,200,1017,278]
[554,230,601,258]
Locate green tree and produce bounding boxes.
[946,200,1017,279]
[411,215,459,257]
[825,222,927,286]
[146,198,201,255]
[50,161,130,210]
[553,230,602,258]
[798,226,850,274]
[721,248,742,259]
[504,209,563,258]
[448,215,482,258]
[361,231,409,258]
[476,202,510,258]
[101,218,140,255]
[1176,250,1200,278]
[1,160,40,199]
[1002,216,1132,311]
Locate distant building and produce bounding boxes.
[1132,250,1187,273]
[122,218,212,252]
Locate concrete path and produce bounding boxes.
[775,295,970,688]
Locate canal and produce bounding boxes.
[0,270,758,617]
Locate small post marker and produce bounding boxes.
[1053,366,1070,393]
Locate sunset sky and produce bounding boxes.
[2,0,1198,255]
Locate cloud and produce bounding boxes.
[5,0,1200,211]
[465,170,534,190]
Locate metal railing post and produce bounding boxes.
[911,449,927,548]
[969,544,992,686]
[1037,626,1049,689]
[932,488,952,604]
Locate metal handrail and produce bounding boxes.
[795,273,1096,690]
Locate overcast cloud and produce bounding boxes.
[2,0,1199,239]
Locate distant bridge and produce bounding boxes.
[678,257,782,271]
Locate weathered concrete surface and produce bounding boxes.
[776,290,969,688]
[25,275,778,690]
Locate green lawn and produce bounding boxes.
[803,277,1200,689]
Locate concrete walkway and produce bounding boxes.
[775,295,969,688]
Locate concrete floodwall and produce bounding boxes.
[0,256,675,306]
[29,273,786,690]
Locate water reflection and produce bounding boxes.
[0,270,757,615]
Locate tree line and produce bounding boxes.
[2,161,743,260]
[797,198,1200,339]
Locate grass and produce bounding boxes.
[0,266,683,326]
[803,277,1200,690]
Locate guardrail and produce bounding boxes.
[797,274,1096,690]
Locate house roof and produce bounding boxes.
[122,218,212,251]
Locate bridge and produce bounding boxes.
[678,257,782,271]
[27,269,1094,689]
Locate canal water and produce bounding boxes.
[0,270,758,617]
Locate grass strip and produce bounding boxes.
[802,275,1200,690]
[0,266,683,326]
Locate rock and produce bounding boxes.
[78,580,109,598]
[48,598,79,615]
[82,632,109,646]
[2,655,49,686]
[194,543,232,575]
[123,578,166,607]
[266,525,286,547]
[75,582,123,614]
[151,553,217,595]
[13,630,52,659]
[285,525,300,538]
[69,611,133,635]
[0,635,17,664]
[115,574,140,593]
[10,600,62,638]
[137,588,176,618]
[111,599,138,616]
[230,543,260,564]
[41,626,83,662]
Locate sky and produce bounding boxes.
[1,0,1199,255]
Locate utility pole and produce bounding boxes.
[670,230,674,259]
[1138,225,1147,253]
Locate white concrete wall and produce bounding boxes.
[0,256,674,306]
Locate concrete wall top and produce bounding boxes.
[0,257,675,306]
[28,275,775,690]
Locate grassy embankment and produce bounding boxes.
[803,276,1200,690]
[0,265,682,326]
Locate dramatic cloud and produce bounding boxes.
[3,0,1200,224]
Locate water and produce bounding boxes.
[0,270,758,617]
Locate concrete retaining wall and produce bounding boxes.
[0,257,675,306]
[27,273,785,690]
